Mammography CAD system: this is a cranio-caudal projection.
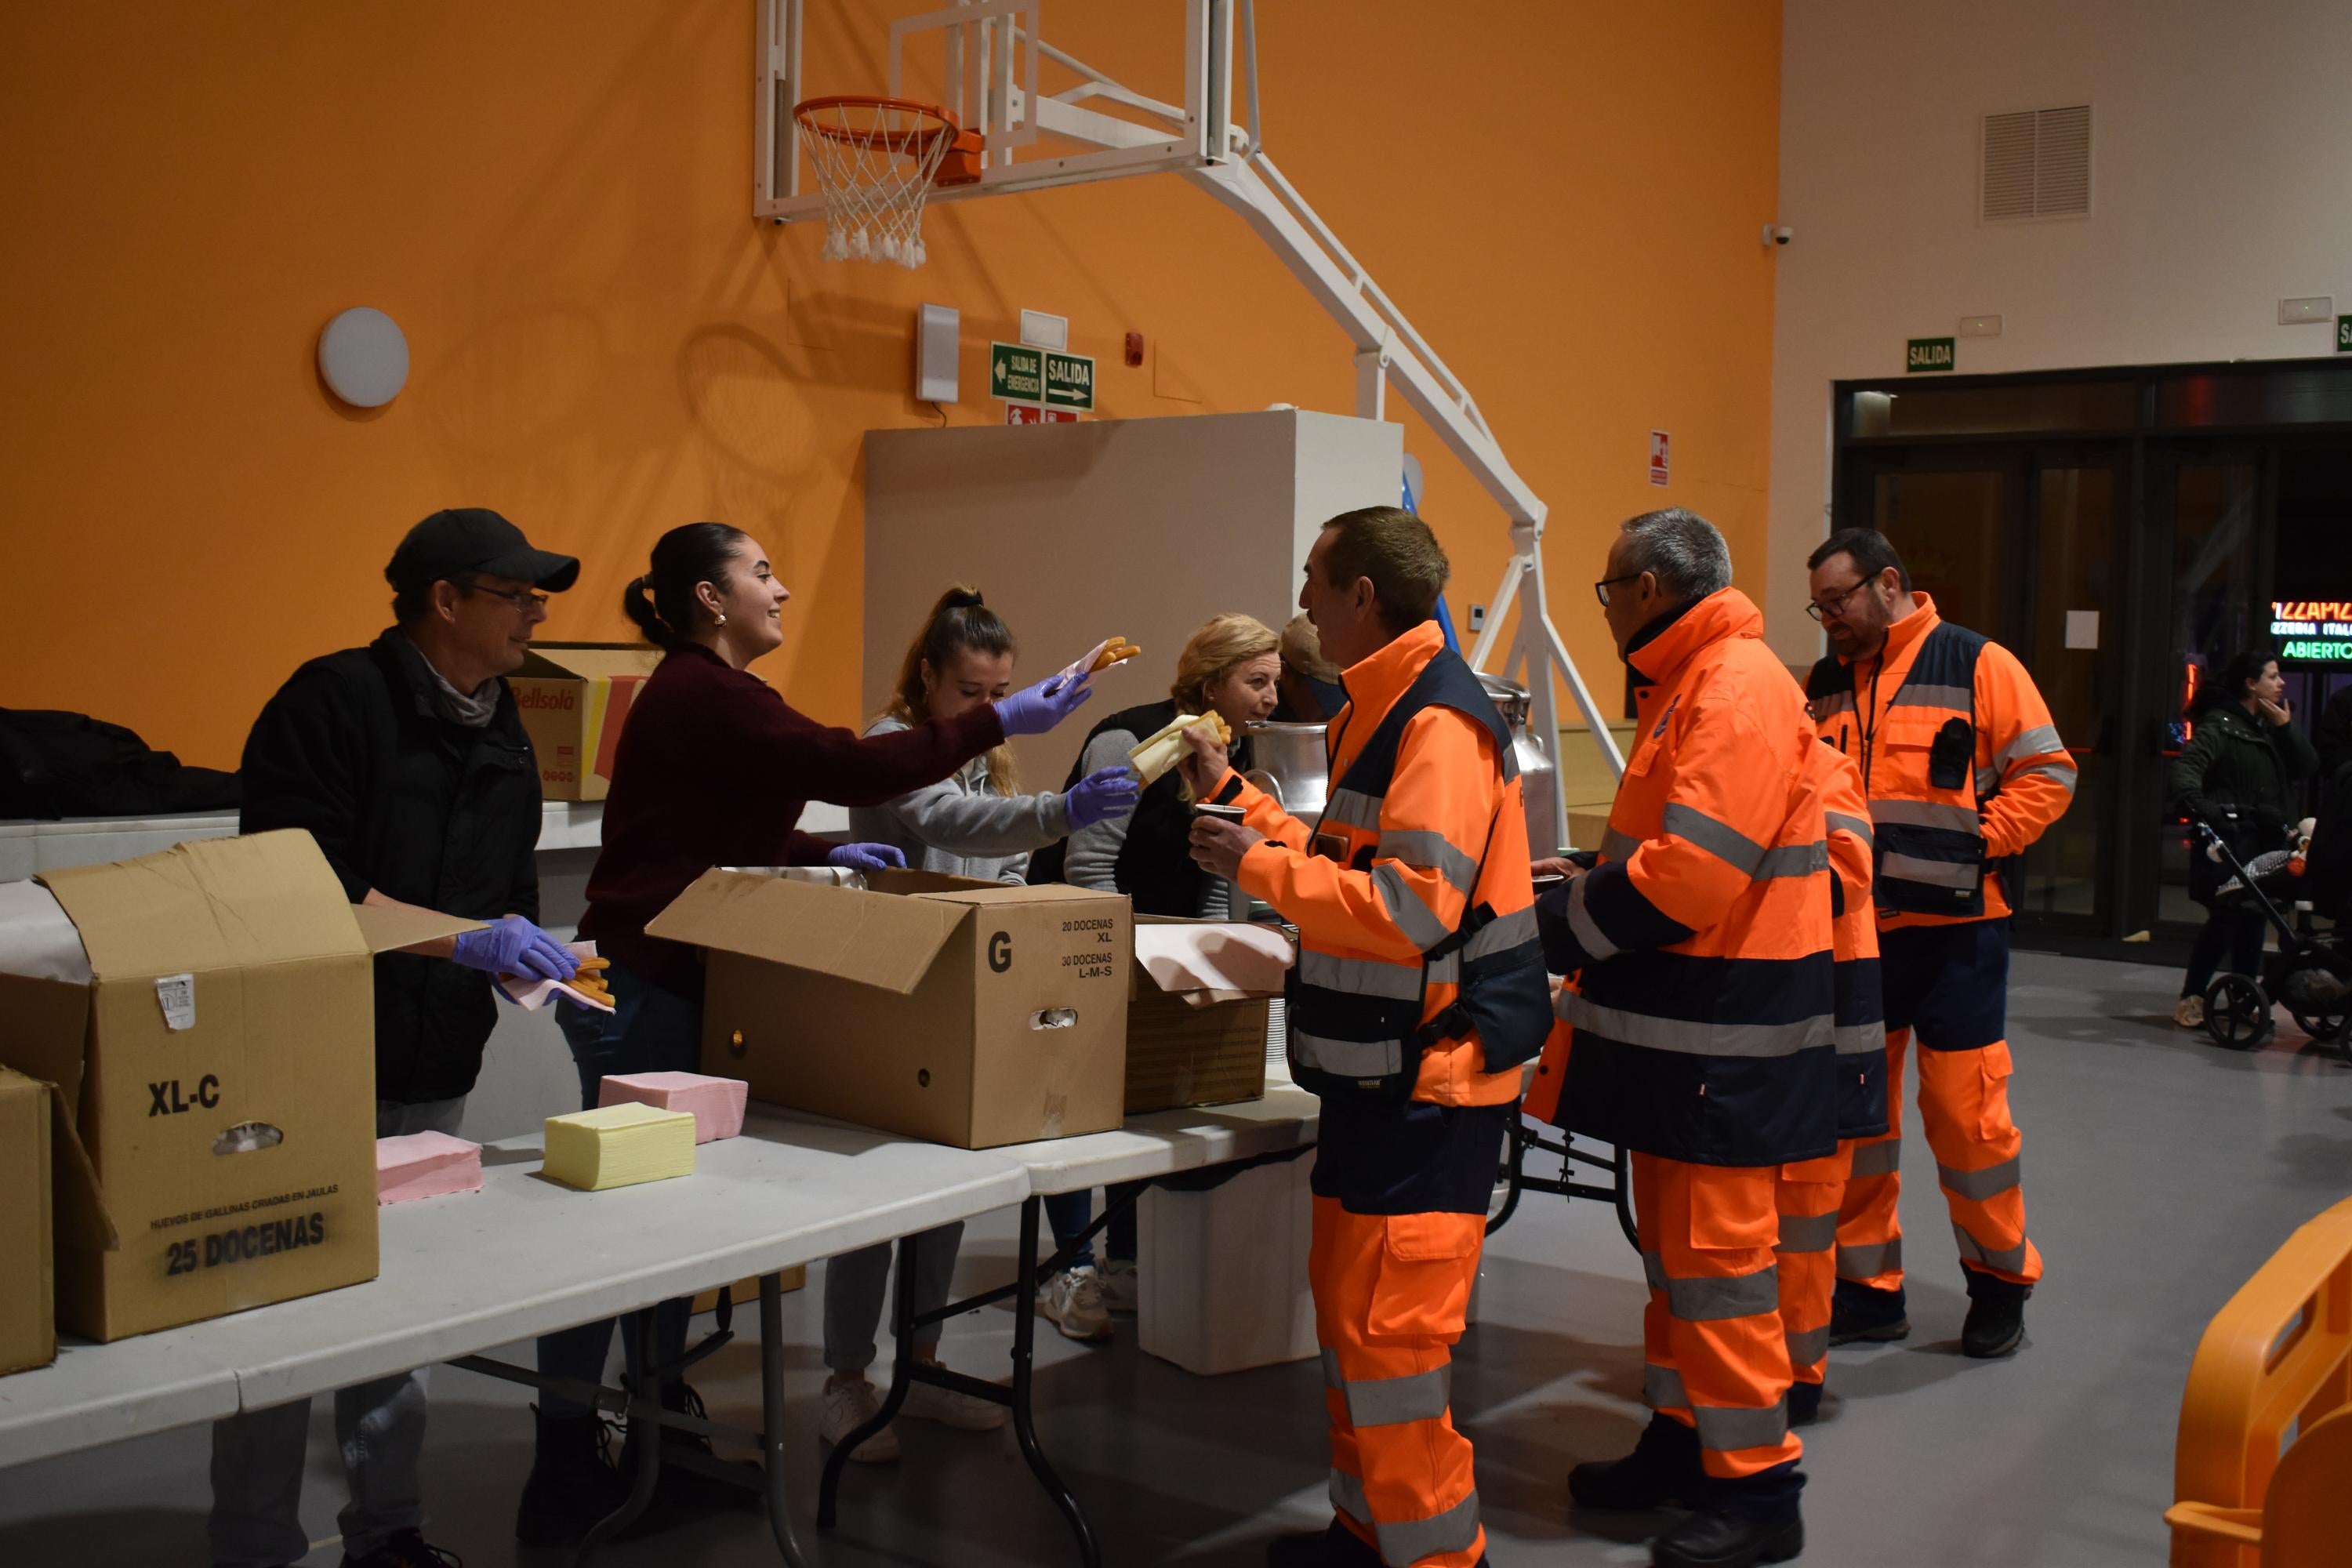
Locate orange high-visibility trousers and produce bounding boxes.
[1633,1154,1803,1480]
[1312,1196,1486,1568]
[1835,1028,2042,1290]
[1773,1145,1850,1389]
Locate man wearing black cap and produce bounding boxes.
[209,510,600,1568]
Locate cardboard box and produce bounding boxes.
[509,642,664,801]
[1126,919,1289,1115]
[649,868,1131,1149]
[0,1069,56,1375]
[0,831,478,1342]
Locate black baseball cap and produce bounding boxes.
[385,508,580,596]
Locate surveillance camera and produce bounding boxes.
[1762,224,1794,247]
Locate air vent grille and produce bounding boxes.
[1982,105,2091,222]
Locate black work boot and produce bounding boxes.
[1826,1279,1908,1345]
[342,1529,461,1568]
[1960,1271,2029,1359]
[1786,1380,1824,1427]
[1267,1518,1379,1566]
[622,1381,760,1513]
[515,1404,641,1547]
[1570,1413,1700,1511]
[1652,1504,1804,1567]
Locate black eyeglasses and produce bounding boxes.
[458,581,550,611]
[1804,578,1871,623]
[1594,572,1644,608]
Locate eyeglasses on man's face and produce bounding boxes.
[1805,577,1873,624]
[458,580,550,612]
[1594,572,1645,608]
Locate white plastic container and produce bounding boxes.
[1138,1152,1319,1375]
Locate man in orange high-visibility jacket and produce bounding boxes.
[1525,508,1835,1568]
[1803,527,2074,1360]
[1187,506,1552,1568]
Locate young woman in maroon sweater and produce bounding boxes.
[519,523,1097,1539]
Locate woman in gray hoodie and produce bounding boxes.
[822,588,1138,1462]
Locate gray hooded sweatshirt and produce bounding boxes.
[846,714,1073,883]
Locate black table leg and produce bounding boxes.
[575,1308,662,1566]
[818,1234,920,1526]
[758,1272,811,1567]
[1011,1195,1102,1568]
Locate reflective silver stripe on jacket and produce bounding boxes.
[1321,788,1385,831]
[1377,829,1479,894]
[1462,903,1537,960]
[1776,1210,1839,1254]
[1290,1030,1404,1078]
[1939,1156,2022,1201]
[1891,681,1972,710]
[1878,852,1980,890]
[1870,799,1981,834]
[1566,873,1619,962]
[1298,948,1423,1000]
[1826,811,1875,848]
[1836,1239,1901,1279]
[1372,862,1455,952]
[1599,826,1641,863]
[1643,1253,1780,1320]
[1812,690,1857,717]
[1996,724,2065,767]
[2011,759,2078,793]
[1833,1022,1886,1054]
[1661,801,1825,880]
[1848,1138,1901,1178]
[1952,1222,2031,1276]
[1555,995,1832,1058]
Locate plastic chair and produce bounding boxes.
[2165,1196,2352,1566]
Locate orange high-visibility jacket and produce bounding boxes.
[1804,596,2074,928]
[1222,622,1534,1112]
[1813,738,1887,1140]
[1524,590,1839,1167]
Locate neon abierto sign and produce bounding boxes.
[2270,601,2352,661]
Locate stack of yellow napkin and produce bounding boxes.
[543,1102,697,1191]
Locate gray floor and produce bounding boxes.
[5,950,2349,1568]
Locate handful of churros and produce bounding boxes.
[1127,711,1232,786]
[564,956,613,1006]
[1090,636,1142,673]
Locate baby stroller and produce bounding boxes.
[2193,815,2352,1053]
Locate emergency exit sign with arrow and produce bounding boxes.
[990,342,1044,402]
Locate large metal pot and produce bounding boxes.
[1240,720,1330,825]
[1478,673,1563,858]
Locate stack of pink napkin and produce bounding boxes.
[597,1072,748,1144]
[376,1131,483,1204]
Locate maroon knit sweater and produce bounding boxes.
[578,643,1004,996]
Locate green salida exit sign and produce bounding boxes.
[1906,336,1956,373]
[2337,314,2351,354]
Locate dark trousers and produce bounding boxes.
[2183,906,2269,1000]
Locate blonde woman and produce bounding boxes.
[1027,612,1282,1338]
[821,586,1138,1462]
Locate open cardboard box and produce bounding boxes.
[1127,917,1292,1114]
[0,831,480,1342]
[650,867,1131,1149]
[508,642,664,800]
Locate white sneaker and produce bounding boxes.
[818,1378,900,1463]
[901,1372,1009,1430]
[1098,1258,1140,1316]
[2175,995,2205,1029]
[1034,1264,1113,1342]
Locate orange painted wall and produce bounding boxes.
[0,2,1780,770]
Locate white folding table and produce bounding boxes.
[0,1109,1031,1566]
[815,1081,1323,1568]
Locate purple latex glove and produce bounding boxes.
[828,842,909,873]
[1065,765,1141,829]
[451,915,578,981]
[992,670,1094,737]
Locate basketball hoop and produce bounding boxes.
[793,95,980,269]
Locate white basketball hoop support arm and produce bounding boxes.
[757,1,1623,849]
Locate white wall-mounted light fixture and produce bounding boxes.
[317,307,410,408]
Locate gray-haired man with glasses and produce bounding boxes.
[213,509,586,1568]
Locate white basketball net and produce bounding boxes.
[797,100,956,270]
